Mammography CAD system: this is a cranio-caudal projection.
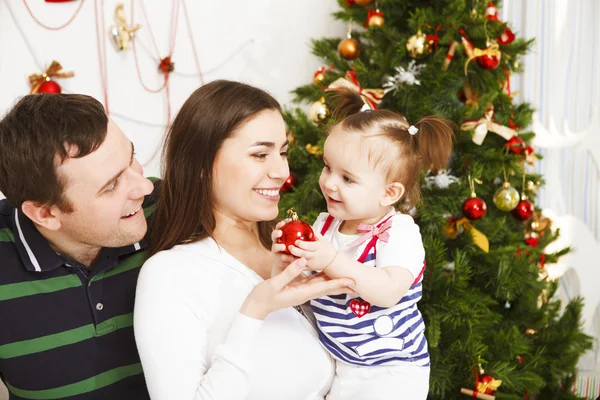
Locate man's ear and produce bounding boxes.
[21,201,62,231]
[380,182,405,207]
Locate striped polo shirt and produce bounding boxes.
[0,178,159,399]
[310,211,430,367]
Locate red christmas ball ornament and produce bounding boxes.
[476,50,501,70]
[506,136,526,154]
[512,198,535,221]
[498,28,516,45]
[37,80,62,94]
[462,195,487,220]
[280,173,298,193]
[277,208,316,255]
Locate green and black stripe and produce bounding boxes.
[0,178,159,399]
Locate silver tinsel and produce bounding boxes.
[383,61,426,94]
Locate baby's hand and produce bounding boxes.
[271,219,298,278]
[289,232,338,271]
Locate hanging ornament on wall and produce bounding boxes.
[338,24,360,60]
[406,29,433,59]
[382,61,425,94]
[28,61,74,94]
[493,181,519,211]
[309,97,330,124]
[277,208,316,255]
[281,173,298,193]
[109,3,141,51]
[312,66,334,86]
[365,8,385,28]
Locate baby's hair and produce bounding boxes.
[327,88,455,207]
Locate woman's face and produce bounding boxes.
[212,109,289,224]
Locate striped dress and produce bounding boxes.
[310,210,429,367]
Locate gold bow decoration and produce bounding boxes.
[444,217,489,253]
[477,378,503,394]
[326,69,384,110]
[461,107,517,145]
[464,43,501,75]
[306,144,323,157]
[28,61,74,94]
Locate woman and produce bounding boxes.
[134,80,354,399]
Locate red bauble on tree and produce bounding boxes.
[280,173,298,193]
[462,195,487,220]
[512,198,535,221]
[278,208,316,255]
[476,49,501,70]
[37,80,62,94]
[506,135,526,154]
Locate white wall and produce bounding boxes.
[0,0,346,178]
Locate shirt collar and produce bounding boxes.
[12,209,65,272]
[12,208,144,273]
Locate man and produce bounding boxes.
[0,94,156,399]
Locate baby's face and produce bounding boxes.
[319,128,391,228]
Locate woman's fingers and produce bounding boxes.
[275,219,290,229]
[271,229,282,242]
[270,258,308,289]
[292,277,355,302]
[272,243,287,253]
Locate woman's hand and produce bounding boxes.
[240,258,354,320]
[271,219,297,278]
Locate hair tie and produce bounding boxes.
[408,125,419,135]
[360,103,372,112]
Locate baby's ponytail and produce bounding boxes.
[413,116,455,172]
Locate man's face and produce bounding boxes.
[54,120,154,251]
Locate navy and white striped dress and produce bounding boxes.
[310,210,429,367]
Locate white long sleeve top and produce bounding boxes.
[134,237,334,400]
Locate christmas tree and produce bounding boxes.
[280,1,593,398]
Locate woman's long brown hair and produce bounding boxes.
[149,80,282,256]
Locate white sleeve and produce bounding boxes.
[134,252,263,400]
[375,214,425,279]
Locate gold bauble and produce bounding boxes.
[493,182,520,211]
[338,38,360,60]
[406,30,433,59]
[355,0,374,5]
[312,72,326,86]
[309,97,329,124]
[368,15,385,28]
